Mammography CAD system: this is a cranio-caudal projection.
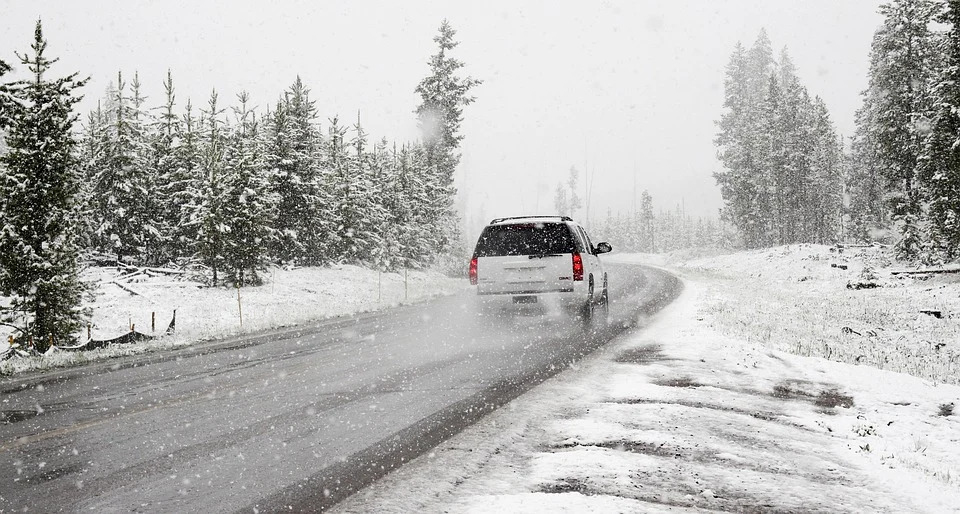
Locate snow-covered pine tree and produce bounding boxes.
[336,114,385,265]
[129,72,164,264]
[745,32,777,245]
[923,0,960,260]
[220,92,276,285]
[90,71,156,264]
[553,183,569,217]
[264,78,328,264]
[152,70,183,263]
[552,167,582,218]
[864,0,940,257]
[846,104,887,242]
[170,99,202,259]
[808,97,843,244]
[402,143,438,266]
[374,142,407,271]
[714,41,764,248]
[776,50,816,244]
[189,90,228,284]
[386,143,424,268]
[414,20,481,254]
[415,20,481,187]
[0,20,88,349]
[640,190,655,252]
[717,32,843,249]
[77,103,107,251]
[754,72,787,246]
[327,115,367,263]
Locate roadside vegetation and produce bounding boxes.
[675,244,960,385]
[0,20,480,352]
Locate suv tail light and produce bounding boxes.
[572,253,584,281]
[469,256,478,285]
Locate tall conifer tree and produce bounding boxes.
[864,0,940,257]
[415,20,481,254]
[220,92,276,285]
[0,21,87,349]
[923,0,960,259]
[89,71,156,263]
[190,90,227,284]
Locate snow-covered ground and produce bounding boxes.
[335,245,960,512]
[0,264,467,375]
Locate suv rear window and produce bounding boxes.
[474,223,576,257]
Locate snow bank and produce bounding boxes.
[0,265,467,375]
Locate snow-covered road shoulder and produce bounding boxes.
[335,261,960,513]
[1,265,468,375]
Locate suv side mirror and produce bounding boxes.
[595,242,612,254]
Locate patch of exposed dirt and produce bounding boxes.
[551,435,851,488]
[772,380,854,409]
[613,398,790,428]
[538,477,594,495]
[815,390,854,409]
[555,439,680,459]
[654,377,702,388]
[615,344,667,365]
[545,441,854,513]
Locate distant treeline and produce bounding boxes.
[593,191,728,254]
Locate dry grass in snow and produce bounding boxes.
[668,244,960,385]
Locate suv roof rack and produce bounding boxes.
[489,215,573,224]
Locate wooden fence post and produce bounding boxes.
[237,283,243,328]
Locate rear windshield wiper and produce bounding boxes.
[529,253,563,259]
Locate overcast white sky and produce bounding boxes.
[0,1,884,236]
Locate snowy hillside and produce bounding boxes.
[335,245,960,512]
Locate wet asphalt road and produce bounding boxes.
[0,262,679,512]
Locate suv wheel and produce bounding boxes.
[597,281,610,326]
[580,278,595,324]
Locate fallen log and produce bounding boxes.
[110,281,145,297]
[891,268,960,276]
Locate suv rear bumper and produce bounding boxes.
[477,287,574,295]
[475,288,590,310]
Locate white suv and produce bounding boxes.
[469,216,612,322]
